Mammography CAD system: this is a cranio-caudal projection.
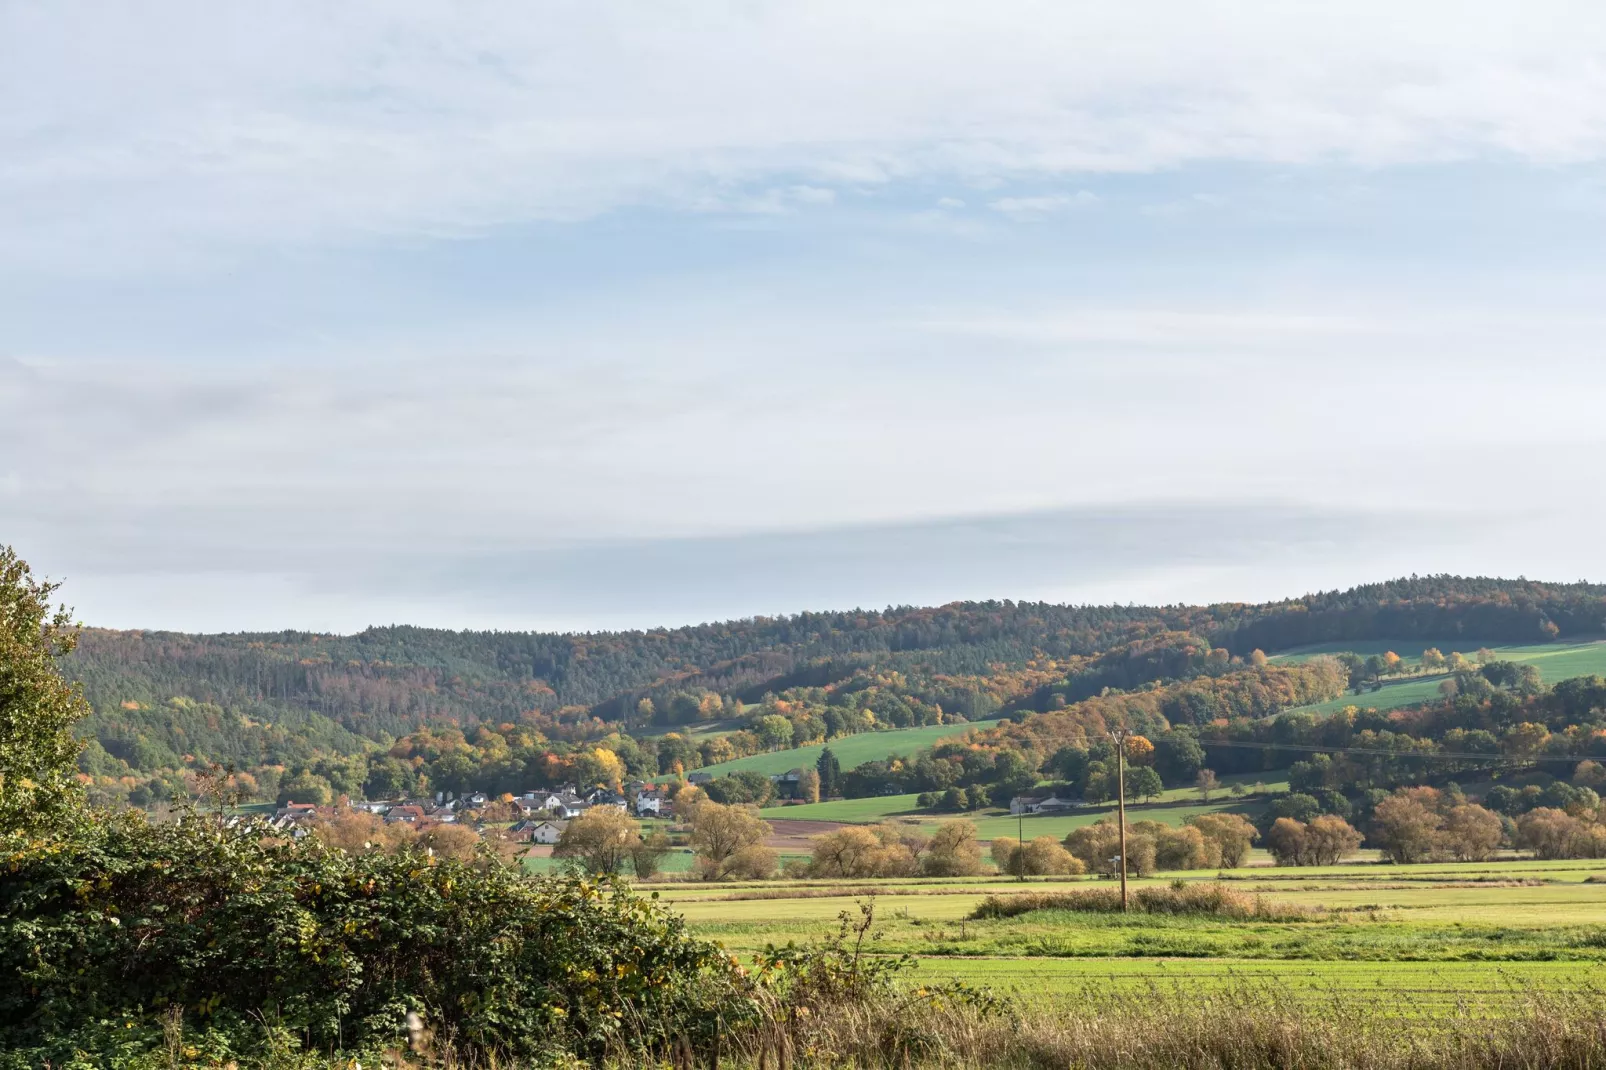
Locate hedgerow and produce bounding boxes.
[0,812,752,1067]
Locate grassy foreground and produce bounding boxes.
[660,858,1606,1030]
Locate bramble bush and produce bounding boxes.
[0,812,753,1067]
[0,544,753,1067]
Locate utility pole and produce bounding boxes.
[1109,727,1130,912]
[1017,810,1025,882]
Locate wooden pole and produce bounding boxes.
[1017,811,1025,881]
[1112,728,1129,912]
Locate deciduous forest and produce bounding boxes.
[64,577,1606,807]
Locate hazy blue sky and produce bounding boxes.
[5,2,1606,631]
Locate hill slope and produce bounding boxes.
[63,576,1606,804]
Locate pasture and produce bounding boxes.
[1277,637,1606,717]
[693,718,997,778]
[658,859,1606,1013]
[764,774,1285,846]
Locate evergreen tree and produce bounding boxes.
[817,746,842,799]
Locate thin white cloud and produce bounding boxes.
[693,184,838,214]
[987,191,1101,219]
[8,2,1606,269]
[11,2,1606,630]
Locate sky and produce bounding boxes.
[5,1,1606,633]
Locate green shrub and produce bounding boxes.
[0,812,752,1067]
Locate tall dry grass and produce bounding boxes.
[301,980,1606,1069]
[969,880,1315,921]
[717,982,1606,1070]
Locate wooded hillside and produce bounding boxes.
[64,576,1606,804]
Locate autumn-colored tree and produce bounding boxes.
[1516,808,1606,860]
[1021,835,1083,875]
[1504,722,1552,755]
[1264,817,1307,866]
[1371,793,1444,864]
[797,768,822,804]
[1138,821,1214,870]
[1420,647,1447,672]
[575,746,625,788]
[989,835,1022,875]
[1575,760,1606,791]
[1266,814,1361,866]
[1195,768,1220,802]
[1186,812,1259,867]
[813,826,888,878]
[1302,815,1364,864]
[309,809,387,854]
[922,820,986,877]
[554,807,640,875]
[668,782,705,810]
[417,823,481,862]
[1064,819,1157,877]
[1443,803,1503,861]
[808,822,922,878]
[1123,735,1155,766]
[991,835,1082,876]
[714,844,777,880]
[686,802,773,879]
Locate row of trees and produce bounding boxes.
[1267,782,1606,865]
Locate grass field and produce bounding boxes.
[522,847,810,875]
[767,773,1285,842]
[906,958,1605,1011]
[658,858,1606,1013]
[965,799,1268,841]
[694,719,997,778]
[772,793,929,822]
[1274,637,1606,716]
[771,798,1265,841]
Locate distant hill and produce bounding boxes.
[63,576,1606,804]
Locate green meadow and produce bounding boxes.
[767,774,1287,844]
[658,859,1606,1011]
[1275,637,1606,716]
[693,719,997,778]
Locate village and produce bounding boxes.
[263,780,676,843]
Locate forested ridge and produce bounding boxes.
[63,576,1606,805]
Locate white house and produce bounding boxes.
[529,820,567,844]
[1009,793,1082,816]
[635,787,669,815]
[518,790,588,818]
